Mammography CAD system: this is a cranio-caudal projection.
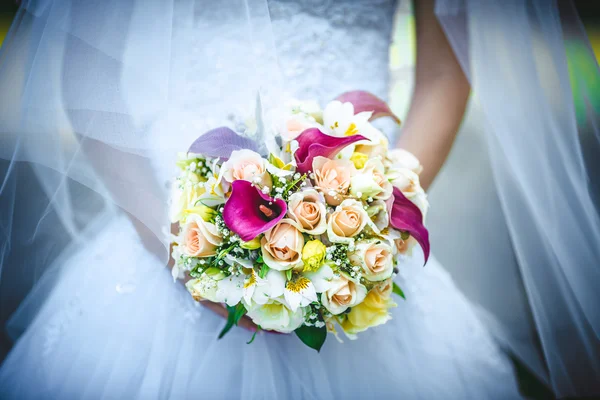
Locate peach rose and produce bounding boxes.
[282,115,316,141]
[261,219,305,271]
[312,156,356,206]
[327,199,371,244]
[321,273,367,315]
[287,189,327,235]
[221,149,272,188]
[181,215,223,257]
[350,240,394,281]
[350,159,393,201]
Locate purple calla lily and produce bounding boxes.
[223,180,287,242]
[390,187,430,265]
[188,127,262,160]
[294,128,367,174]
[336,90,401,124]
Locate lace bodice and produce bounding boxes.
[268,0,398,103]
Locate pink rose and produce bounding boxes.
[312,156,356,206]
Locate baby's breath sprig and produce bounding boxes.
[325,243,359,279]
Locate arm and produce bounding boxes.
[396,0,471,191]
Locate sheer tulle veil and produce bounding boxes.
[0,0,282,356]
[435,0,600,395]
[0,0,598,397]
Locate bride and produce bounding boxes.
[0,0,598,398]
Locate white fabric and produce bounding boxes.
[436,0,600,396]
[0,213,520,399]
[0,0,523,398]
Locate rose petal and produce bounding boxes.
[223,180,287,241]
[189,127,262,160]
[335,90,401,124]
[390,187,430,264]
[294,128,367,174]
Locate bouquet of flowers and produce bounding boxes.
[170,91,430,350]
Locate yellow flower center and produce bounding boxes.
[286,277,310,293]
[344,122,358,136]
[244,270,257,289]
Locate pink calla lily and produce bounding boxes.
[336,90,401,124]
[223,180,287,242]
[390,187,430,265]
[294,128,367,174]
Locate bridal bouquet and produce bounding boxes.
[170,91,430,350]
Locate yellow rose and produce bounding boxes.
[302,240,327,272]
[340,279,396,335]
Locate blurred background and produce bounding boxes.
[0,1,598,397]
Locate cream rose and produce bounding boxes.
[388,168,429,218]
[245,298,305,333]
[387,148,423,174]
[321,273,368,315]
[287,189,327,235]
[326,199,372,244]
[340,278,395,335]
[261,219,305,271]
[169,181,206,223]
[312,156,356,206]
[221,149,272,187]
[181,215,223,257]
[350,240,394,281]
[350,159,393,201]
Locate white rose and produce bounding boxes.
[388,168,429,218]
[245,298,305,333]
[387,148,423,174]
[349,240,394,282]
[321,273,368,315]
[185,267,226,303]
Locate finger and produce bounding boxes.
[236,315,258,332]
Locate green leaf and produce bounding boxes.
[258,263,270,279]
[218,303,246,339]
[392,282,406,299]
[295,324,327,352]
[286,269,293,281]
[246,326,261,345]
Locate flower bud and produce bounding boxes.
[302,240,327,272]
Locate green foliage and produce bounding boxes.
[295,324,327,352]
[218,303,247,339]
[392,282,406,299]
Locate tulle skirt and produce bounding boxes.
[0,213,521,399]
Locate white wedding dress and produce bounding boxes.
[0,1,523,398]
